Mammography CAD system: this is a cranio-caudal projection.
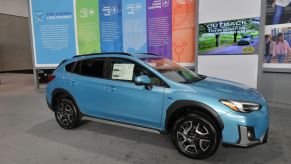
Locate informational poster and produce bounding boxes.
[112,64,134,81]
[122,0,147,53]
[30,0,76,67]
[199,18,260,55]
[172,0,195,63]
[29,0,197,67]
[147,0,172,59]
[264,0,291,67]
[75,0,100,55]
[99,0,123,52]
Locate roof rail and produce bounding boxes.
[73,52,132,58]
[138,52,159,56]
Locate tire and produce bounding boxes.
[54,95,81,129]
[171,114,220,159]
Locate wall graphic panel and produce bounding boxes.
[264,0,291,68]
[75,0,101,55]
[122,0,147,53]
[147,0,172,59]
[172,0,196,63]
[30,0,76,66]
[29,0,197,67]
[199,18,260,55]
[99,0,123,52]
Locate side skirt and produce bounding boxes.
[82,116,161,134]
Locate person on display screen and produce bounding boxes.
[273,33,291,63]
[272,0,291,24]
[265,35,275,63]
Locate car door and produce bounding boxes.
[68,58,110,118]
[105,57,166,129]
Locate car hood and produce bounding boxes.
[189,77,264,103]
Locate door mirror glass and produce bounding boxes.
[134,75,151,86]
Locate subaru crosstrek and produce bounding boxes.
[46,52,269,159]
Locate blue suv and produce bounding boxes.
[46,53,269,159]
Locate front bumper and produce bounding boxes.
[220,103,269,146]
[225,126,269,148]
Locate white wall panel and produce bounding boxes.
[198,0,262,88]
[199,0,261,23]
[198,55,259,88]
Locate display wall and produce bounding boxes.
[197,0,263,88]
[0,0,28,17]
[0,14,32,72]
[261,0,291,106]
[0,0,32,72]
[29,0,196,67]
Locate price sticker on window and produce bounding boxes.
[112,64,135,81]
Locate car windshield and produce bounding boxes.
[141,57,205,83]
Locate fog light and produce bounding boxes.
[247,127,256,141]
[247,131,252,138]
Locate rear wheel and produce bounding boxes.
[171,114,220,159]
[54,95,81,129]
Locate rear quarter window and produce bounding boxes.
[65,62,75,73]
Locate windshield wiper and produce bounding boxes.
[180,75,207,84]
[197,74,207,79]
[180,79,199,84]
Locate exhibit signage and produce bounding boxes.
[30,0,76,67]
[75,0,101,55]
[99,0,123,52]
[172,0,196,63]
[29,0,197,67]
[264,0,291,68]
[199,18,260,55]
[203,20,251,33]
[146,0,172,59]
[122,0,147,53]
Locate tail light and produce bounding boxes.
[47,75,56,83]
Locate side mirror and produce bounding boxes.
[134,75,151,86]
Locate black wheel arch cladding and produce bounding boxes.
[52,88,77,110]
[165,100,224,132]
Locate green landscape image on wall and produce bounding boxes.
[199,17,260,55]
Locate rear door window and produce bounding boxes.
[75,58,106,79]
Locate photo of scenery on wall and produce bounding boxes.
[199,17,260,55]
[264,0,291,65]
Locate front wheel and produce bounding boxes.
[171,114,220,159]
[54,96,81,129]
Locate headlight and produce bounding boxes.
[220,100,261,113]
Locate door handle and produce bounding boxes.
[70,81,77,86]
[108,86,117,92]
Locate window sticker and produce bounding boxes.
[112,63,135,80]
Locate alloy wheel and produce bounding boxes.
[177,120,213,155]
[172,114,219,159]
[54,97,80,129]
